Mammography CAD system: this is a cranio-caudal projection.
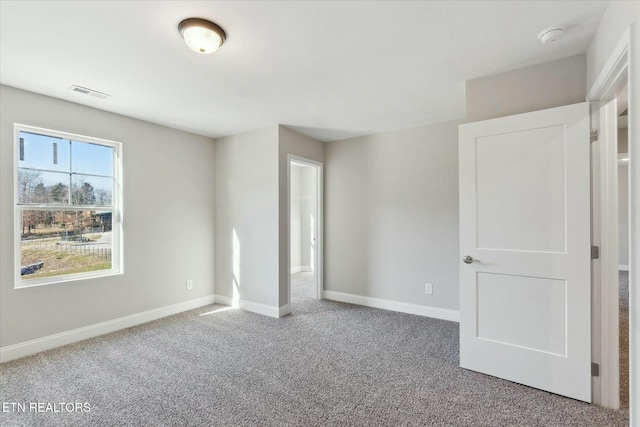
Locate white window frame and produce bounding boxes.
[14,124,123,288]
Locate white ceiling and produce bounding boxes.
[0,1,607,142]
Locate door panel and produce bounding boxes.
[476,125,566,252]
[459,102,591,402]
[477,273,567,356]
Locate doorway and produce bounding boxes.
[587,26,637,412]
[288,155,323,309]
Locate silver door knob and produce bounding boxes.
[463,256,474,264]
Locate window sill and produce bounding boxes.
[14,269,123,289]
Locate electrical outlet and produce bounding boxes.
[424,283,433,295]
[186,280,193,290]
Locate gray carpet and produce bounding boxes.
[291,271,316,304]
[620,270,629,410]
[0,273,629,426]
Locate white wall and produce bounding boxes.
[290,165,316,273]
[278,126,324,307]
[466,55,586,122]
[0,85,216,348]
[290,165,303,271]
[215,126,280,310]
[586,1,640,90]
[299,167,316,270]
[619,128,630,267]
[325,121,461,310]
[620,162,630,267]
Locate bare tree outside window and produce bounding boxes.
[16,127,121,285]
[18,169,42,204]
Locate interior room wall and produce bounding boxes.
[290,165,303,271]
[322,54,590,315]
[215,126,280,311]
[290,165,316,274]
[278,126,324,308]
[619,128,630,268]
[586,1,640,90]
[299,166,316,271]
[0,85,216,349]
[466,54,587,122]
[324,121,461,311]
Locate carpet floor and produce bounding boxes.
[0,273,630,426]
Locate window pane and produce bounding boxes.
[71,175,113,206]
[20,209,113,281]
[17,170,70,204]
[18,132,70,172]
[71,141,113,176]
[15,126,121,287]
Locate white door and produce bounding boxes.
[459,102,592,402]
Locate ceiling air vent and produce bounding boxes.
[68,85,111,99]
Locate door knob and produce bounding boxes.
[463,256,474,264]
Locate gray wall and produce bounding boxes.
[466,55,586,122]
[0,85,216,347]
[215,126,280,308]
[215,125,322,312]
[325,121,461,310]
[323,55,589,313]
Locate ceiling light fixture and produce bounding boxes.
[538,27,565,44]
[178,18,226,54]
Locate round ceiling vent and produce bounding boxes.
[538,27,565,44]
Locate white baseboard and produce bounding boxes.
[239,299,285,318]
[214,295,289,318]
[291,266,302,274]
[214,294,233,306]
[619,265,629,271]
[290,266,313,274]
[323,290,460,322]
[0,295,216,363]
[279,304,291,317]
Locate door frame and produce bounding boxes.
[587,23,638,415]
[287,154,324,305]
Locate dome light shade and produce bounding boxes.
[178,18,226,54]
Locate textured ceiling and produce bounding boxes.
[0,1,607,141]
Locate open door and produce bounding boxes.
[459,102,592,402]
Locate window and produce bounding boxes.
[15,125,122,287]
